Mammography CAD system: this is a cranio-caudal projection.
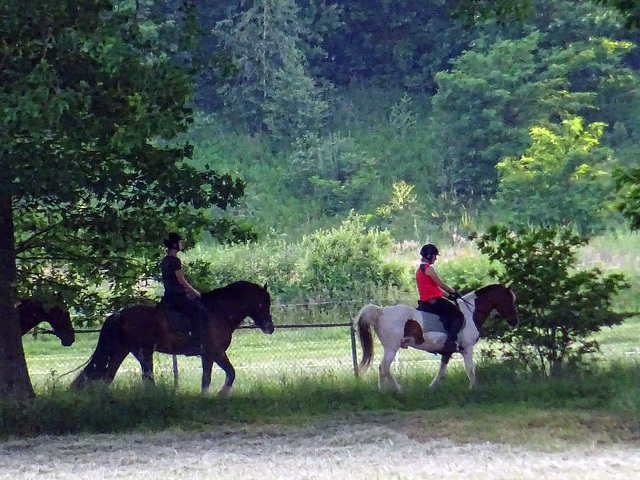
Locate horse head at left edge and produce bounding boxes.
[18,298,75,347]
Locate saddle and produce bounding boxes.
[158,303,193,336]
[402,311,466,352]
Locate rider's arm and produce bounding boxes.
[424,265,455,295]
[175,269,201,298]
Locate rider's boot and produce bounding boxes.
[183,318,204,356]
[440,337,458,354]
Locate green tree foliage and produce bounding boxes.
[0,0,244,399]
[453,0,640,31]
[592,0,640,28]
[614,164,640,230]
[316,0,473,94]
[475,225,628,376]
[494,117,613,232]
[430,1,636,200]
[213,0,328,141]
[288,133,378,214]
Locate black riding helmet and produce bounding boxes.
[420,243,439,258]
[163,232,181,249]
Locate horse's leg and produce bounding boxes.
[132,348,155,384]
[378,347,401,392]
[213,352,235,397]
[461,348,476,390]
[429,353,452,388]
[104,349,130,384]
[200,354,215,396]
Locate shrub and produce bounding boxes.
[181,214,409,306]
[296,213,409,301]
[437,251,495,292]
[474,224,629,376]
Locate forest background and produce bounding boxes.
[8,0,640,319]
[4,0,640,400]
[155,0,640,305]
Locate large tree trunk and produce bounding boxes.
[0,195,35,399]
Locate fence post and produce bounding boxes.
[172,354,179,389]
[350,324,359,377]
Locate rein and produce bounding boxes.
[458,296,474,309]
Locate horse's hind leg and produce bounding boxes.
[379,347,401,392]
[429,353,452,388]
[132,348,155,384]
[104,349,130,384]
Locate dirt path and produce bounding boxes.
[1,419,639,480]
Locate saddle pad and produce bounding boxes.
[418,311,448,334]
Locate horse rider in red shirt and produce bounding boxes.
[416,244,464,354]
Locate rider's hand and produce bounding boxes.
[448,291,461,302]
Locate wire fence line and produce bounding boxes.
[24,299,449,392]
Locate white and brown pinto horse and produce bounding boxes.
[354,284,518,391]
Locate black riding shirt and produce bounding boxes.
[161,255,184,299]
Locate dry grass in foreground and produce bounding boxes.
[1,413,638,480]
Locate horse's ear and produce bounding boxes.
[506,283,513,290]
[263,283,268,291]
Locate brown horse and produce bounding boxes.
[354,284,519,391]
[70,281,274,396]
[19,299,75,347]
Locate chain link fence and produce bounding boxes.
[24,302,449,393]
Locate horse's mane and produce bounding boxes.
[475,284,504,296]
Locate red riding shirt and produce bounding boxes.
[416,263,443,301]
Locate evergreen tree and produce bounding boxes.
[214,0,328,141]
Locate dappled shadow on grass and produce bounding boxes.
[1,361,638,438]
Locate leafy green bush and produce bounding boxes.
[475,224,629,376]
[297,213,409,301]
[438,253,495,292]
[288,134,379,214]
[184,240,302,302]
[181,214,409,306]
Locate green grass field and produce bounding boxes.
[23,311,640,393]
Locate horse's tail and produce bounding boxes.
[70,312,124,390]
[353,304,383,374]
